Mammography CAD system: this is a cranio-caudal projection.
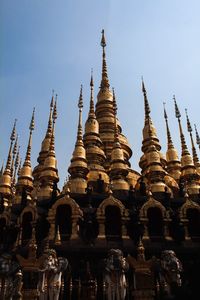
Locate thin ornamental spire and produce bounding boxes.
[100,29,110,89]
[142,78,151,123]
[23,108,35,167]
[174,95,189,156]
[5,119,17,173]
[185,109,200,166]
[163,102,174,149]
[89,70,95,117]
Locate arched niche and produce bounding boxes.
[105,205,121,239]
[147,207,164,239]
[48,195,83,241]
[21,211,33,244]
[187,208,200,238]
[35,216,50,243]
[96,194,129,239]
[139,194,171,240]
[180,196,200,240]
[19,204,38,245]
[56,204,72,241]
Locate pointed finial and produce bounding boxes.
[11,119,17,141]
[194,124,200,145]
[147,189,152,198]
[13,135,18,156]
[5,119,17,172]
[163,102,174,148]
[90,69,94,86]
[89,71,95,116]
[77,85,84,143]
[174,95,181,119]
[53,95,58,122]
[184,191,189,200]
[11,135,18,178]
[23,108,35,167]
[49,99,57,154]
[142,78,151,121]
[45,93,54,139]
[101,29,106,47]
[55,226,61,245]
[174,97,190,157]
[185,109,192,133]
[15,146,20,169]
[185,110,200,166]
[30,108,35,132]
[100,29,110,89]
[163,102,167,120]
[78,85,83,109]
[51,89,55,107]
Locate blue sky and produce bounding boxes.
[1,0,200,188]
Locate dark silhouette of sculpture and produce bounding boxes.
[0,253,23,300]
[103,249,128,300]
[38,249,68,300]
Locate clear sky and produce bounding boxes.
[1,0,200,188]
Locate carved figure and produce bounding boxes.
[38,249,68,300]
[0,253,22,300]
[103,249,128,300]
[157,250,182,296]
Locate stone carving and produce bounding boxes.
[0,253,23,300]
[103,249,128,300]
[38,249,68,300]
[157,250,182,297]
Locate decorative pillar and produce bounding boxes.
[47,212,55,241]
[71,217,79,239]
[122,219,129,239]
[182,219,191,240]
[140,218,149,240]
[97,216,105,239]
[164,218,172,241]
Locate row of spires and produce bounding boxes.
[1,30,200,204]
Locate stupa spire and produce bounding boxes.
[50,94,57,153]
[174,96,200,194]
[142,78,151,123]
[11,135,18,179]
[0,119,17,197]
[163,103,174,149]
[185,109,200,172]
[77,85,83,144]
[110,88,129,191]
[100,29,110,89]
[68,86,88,194]
[163,103,181,181]
[83,75,108,190]
[174,96,189,156]
[140,80,165,174]
[24,108,35,167]
[13,145,20,186]
[89,70,95,118]
[96,30,132,167]
[5,119,17,172]
[15,109,35,203]
[194,124,200,150]
[33,92,55,188]
[46,90,54,138]
[38,96,59,200]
